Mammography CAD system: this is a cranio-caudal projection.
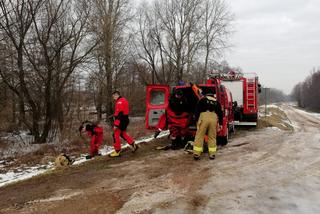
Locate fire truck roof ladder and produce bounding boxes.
[246,78,255,108]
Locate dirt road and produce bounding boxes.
[1,104,320,214]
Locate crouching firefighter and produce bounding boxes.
[155,89,192,150]
[110,91,138,157]
[79,121,104,159]
[193,92,223,160]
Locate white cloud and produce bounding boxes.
[225,0,320,93]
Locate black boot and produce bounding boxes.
[193,153,200,160]
[171,138,180,150]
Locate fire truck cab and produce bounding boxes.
[145,79,234,145]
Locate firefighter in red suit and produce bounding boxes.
[110,91,138,157]
[79,121,104,159]
[155,89,191,149]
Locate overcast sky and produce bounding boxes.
[224,0,320,93]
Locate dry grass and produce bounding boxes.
[0,140,8,150]
[0,117,155,171]
[258,107,293,131]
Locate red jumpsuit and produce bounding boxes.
[86,126,103,156]
[157,106,191,140]
[113,97,134,151]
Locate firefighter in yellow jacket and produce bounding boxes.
[193,93,223,160]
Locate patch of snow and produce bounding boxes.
[0,160,15,169]
[0,131,170,188]
[259,112,272,117]
[0,163,54,187]
[267,104,281,109]
[259,104,282,117]
[294,108,320,119]
[259,104,281,109]
[98,145,114,156]
[288,101,298,105]
[27,191,82,203]
[0,142,42,159]
[0,130,62,159]
[265,127,282,131]
[2,131,34,143]
[117,187,183,214]
[72,155,90,165]
[285,103,320,119]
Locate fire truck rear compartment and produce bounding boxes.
[175,85,217,131]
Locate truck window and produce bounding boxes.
[150,90,165,105]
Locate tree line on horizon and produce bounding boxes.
[292,68,320,111]
[258,87,290,106]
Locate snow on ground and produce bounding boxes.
[0,130,63,158]
[1,131,34,143]
[292,107,320,119]
[287,102,320,119]
[27,191,83,204]
[265,104,281,109]
[285,103,320,129]
[0,131,169,188]
[0,163,54,187]
[0,131,40,159]
[265,127,282,131]
[258,103,281,117]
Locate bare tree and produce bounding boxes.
[0,0,43,127]
[155,0,204,83]
[89,0,132,118]
[134,0,232,85]
[0,0,95,143]
[293,69,320,110]
[22,0,96,142]
[202,0,233,74]
[135,0,202,84]
[134,4,169,84]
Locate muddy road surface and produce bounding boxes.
[1,104,320,214]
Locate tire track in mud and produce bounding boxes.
[199,104,320,213]
[284,105,320,131]
[103,105,319,214]
[114,151,214,214]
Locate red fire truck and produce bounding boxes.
[145,78,234,145]
[210,72,261,126]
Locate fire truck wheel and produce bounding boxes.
[217,129,228,146]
